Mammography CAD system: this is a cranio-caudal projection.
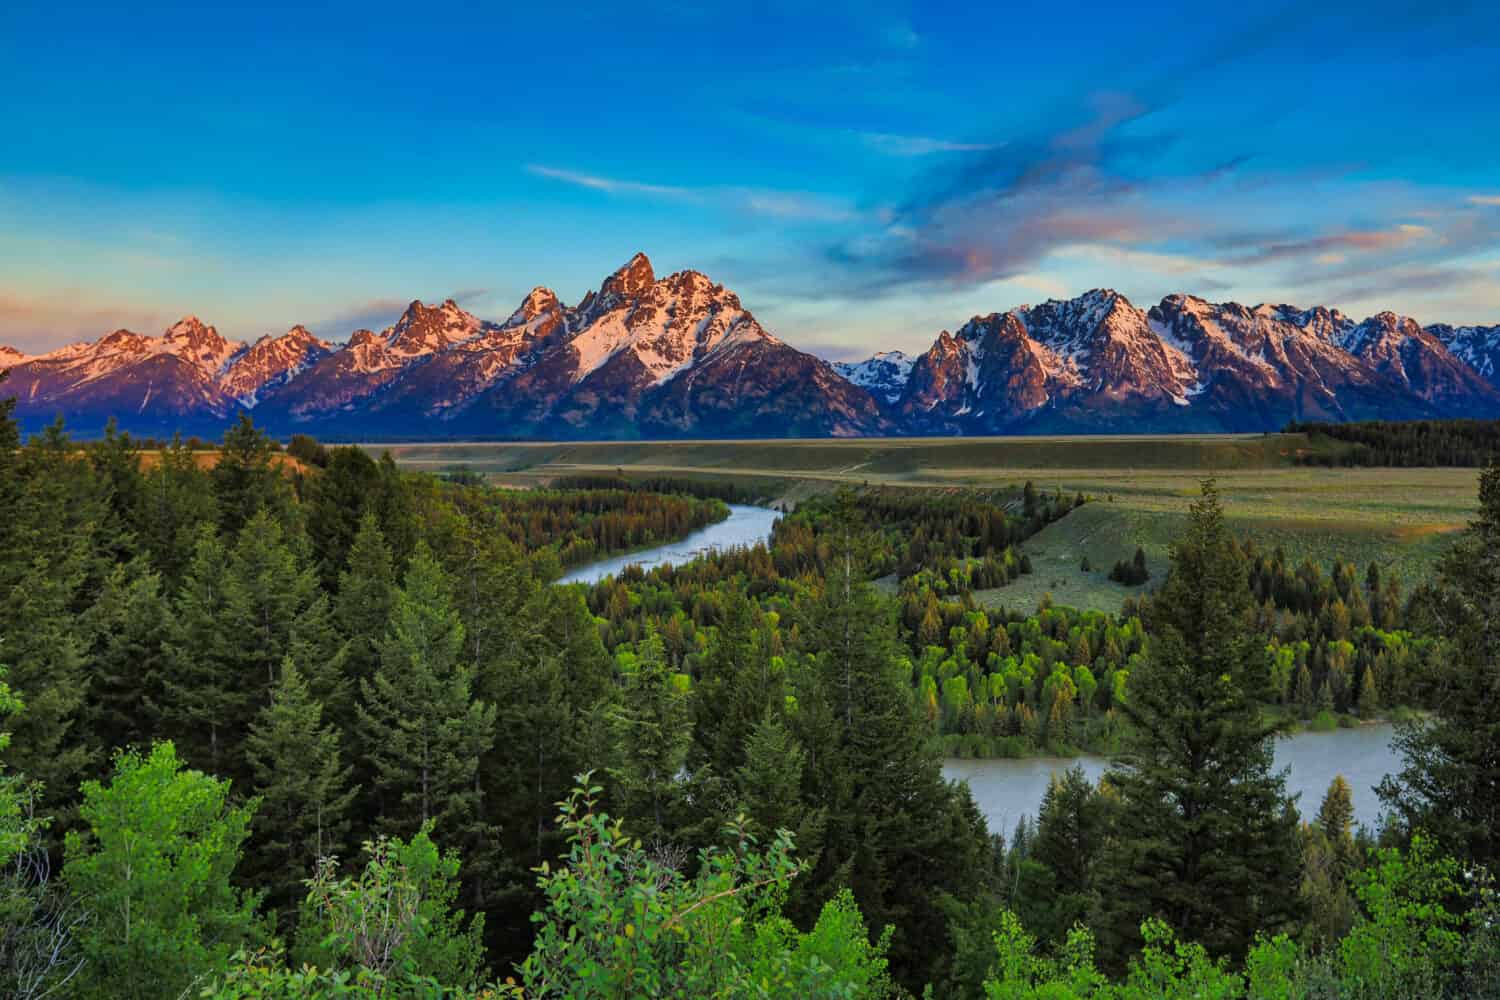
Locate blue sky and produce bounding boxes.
[3,0,1499,357]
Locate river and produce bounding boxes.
[557,503,782,585]
[556,506,1402,835]
[944,723,1400,836]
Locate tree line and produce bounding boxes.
[1287,418,1500,467]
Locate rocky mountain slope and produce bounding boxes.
[832,351,915,405]
[884,291,1500,434]
[2,260,1497,438]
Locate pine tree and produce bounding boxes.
[1380,461,1500,867]
[211,414,290,537]
[1100,480,1302,965]
[335,513,397,726]
[1357,665,1381,719]
[162,528,244,775]
[138,433,216,589]
[1027,766,1113,944]
[691,589,780,780]
[245,660,357,925]
[610,632,693,843]
[1294,662,1316,718]
[83,557,170,755]
[356,545,496,847]
[788,491,994,990]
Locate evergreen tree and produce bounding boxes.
[788,491,994,990]
[1315,774,1358,880]
[1029,766,1113,944]
[304,446,384,590]
[162,528,244,775]
[0,559,93,820]
[1099,480,1302,965]
[1294,661,1316,718]
[334,513,396,723]
[735,714,817,845]
[610,632,693,843]
[137,433,216,588]
[211,414,289,537]
[220,508,321,691]
[356,545,496,855]
[1357,665,1381,719]
[245,661,357,925]
[691,589,780,780]
[82,558,170,755]
[1380,461,1500,867]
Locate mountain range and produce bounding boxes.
[3,253,1498,439]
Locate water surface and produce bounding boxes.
[558,504,780,585]
[945,723,1399,836]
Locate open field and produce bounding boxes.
[372,435,1482,612]
[368,432,1345,482]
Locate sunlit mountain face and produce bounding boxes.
[4,254,1496,439]
[3,4,1498,437]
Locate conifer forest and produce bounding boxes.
[3,402,1499,998]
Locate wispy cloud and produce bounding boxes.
[1470,194,1500,207]
[1228,224,1433,265]
[315,297,410,338]
[525,164,697,200]
[527,163,860,223]
[857,131,999,156]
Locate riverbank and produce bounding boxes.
[945,722,1399,833]
[556,503,780,585]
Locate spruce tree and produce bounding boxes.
[1357,665,1380,719]
[789,491,994,990]
[83,558,170,756]
[220,508,321,690]
[335,513,396,725]
[1380,461,1500,866]
[138,433,216,589]
[691,589,780,780]
[245,660,357,925]
[1294,661,1316,718]
[610,632,693,843]
[1029,766,1113,944]
[163,528,243,775]
[211,414,290,537]
[1099,480,1302,965]
[304,445,383,590]
[735,714,818,846]
[356,544,496,851]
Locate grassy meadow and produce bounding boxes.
[372,434,1482,614]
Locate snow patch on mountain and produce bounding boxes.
[832,350,915,404]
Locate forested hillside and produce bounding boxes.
[1287,418,1500,466]
[2,387,1499,996]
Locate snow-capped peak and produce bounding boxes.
[384,299,488,357]
[161,316,243,374]
[218,324,335,407]
[832,350,916,404]
[601,252,656,300]
[507,287,561,326]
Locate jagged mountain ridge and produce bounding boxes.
[833,351,915,405]
[887,290,1500,434]
[2,262,1497,438]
